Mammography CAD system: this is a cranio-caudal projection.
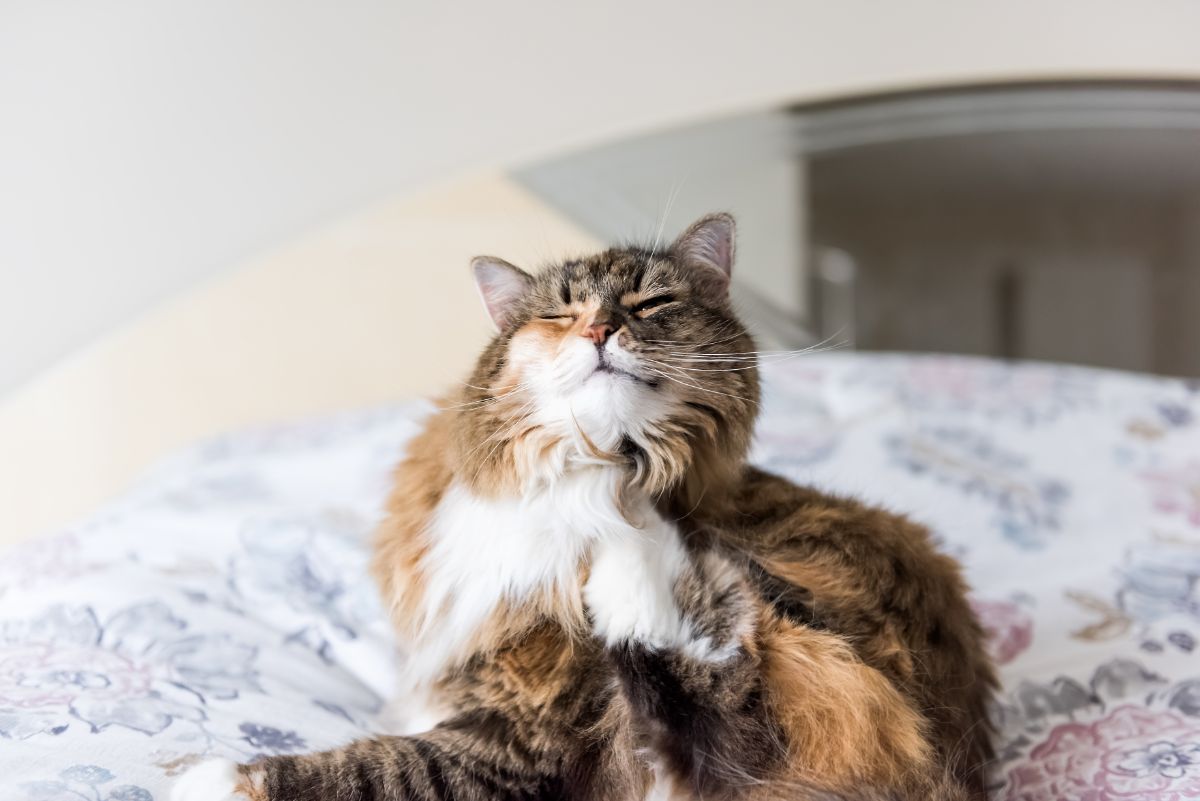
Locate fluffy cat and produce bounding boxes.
[174,214,996,801]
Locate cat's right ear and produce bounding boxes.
[471,256,533,330]
[672,213,735,301]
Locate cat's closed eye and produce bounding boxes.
[630,295,675,316]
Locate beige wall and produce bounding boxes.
[0,175,599,547]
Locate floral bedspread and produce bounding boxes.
[2,353,1199,801]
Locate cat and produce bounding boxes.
[173,213,996,801]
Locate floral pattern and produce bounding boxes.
[1142,462,1200,527]
[885,427,1070,549]
[1,355,1198,799]
[972,599,1035,666]
[0,603,260,740]
[1005,706,1200,801]
[19,764,152,801]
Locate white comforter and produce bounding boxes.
[3,354,1199,801]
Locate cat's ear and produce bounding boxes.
[672,213,735,297]
[471,256,533,330]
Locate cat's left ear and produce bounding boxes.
[471,256,533,330]
[672,213,735,298]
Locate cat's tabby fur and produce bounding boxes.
[174,214,996,801]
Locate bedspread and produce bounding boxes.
[3,353,1199,800]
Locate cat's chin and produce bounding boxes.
[552,365,675,449]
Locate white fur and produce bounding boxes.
[514,327,676,456]
[583,505,691,649]
[171,759,249,801]
[400,466,629,689]
[644,754,680,801]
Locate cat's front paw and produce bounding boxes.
[171,759,255,801]
[584,524,690,649]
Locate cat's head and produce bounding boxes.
[457,213,759,498]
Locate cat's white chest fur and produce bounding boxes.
[397,460,692,687]
[400,465,627,684]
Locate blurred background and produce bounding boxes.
[4,1,1200,547]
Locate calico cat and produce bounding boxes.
[173,214,996,801]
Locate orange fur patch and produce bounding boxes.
[758,556,917,681]
[758,613,932,791]
[371,410,454,640]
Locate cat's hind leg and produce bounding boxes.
[171,728,574,801]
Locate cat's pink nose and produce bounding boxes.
[582,321,614,345]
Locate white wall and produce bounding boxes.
[5,0,1200,396]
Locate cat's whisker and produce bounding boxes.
[654,354,761,363]
[441,380,537,411]
[459,396,537,460]
[664,346,842,359]
[643,364,758,406]
[441,390,531,412]
[464,402,541,480]
[649,181,683,255]
[644,329,744,348]
[653,342,849,372]
[459,379,527,392]
[691,747,770,788]
[641,319,739,347]
[650,360,762,373]
[660,340,849,361]
[659,329,850,361]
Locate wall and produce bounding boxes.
[0,174,600,547]
[6,0,1200,396]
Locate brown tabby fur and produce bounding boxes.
[229,215,997,800]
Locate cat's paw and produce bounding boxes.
[171,759,253,801]
[584,524,690,649]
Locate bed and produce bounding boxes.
[3,353,1199,801]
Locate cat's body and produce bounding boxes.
[173,215,996,801]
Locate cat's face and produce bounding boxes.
[466,214,759,461]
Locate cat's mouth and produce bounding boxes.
[590,351,658,387]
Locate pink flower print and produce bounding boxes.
[972,599,1034,665]
[0,603,259,739]
[1142,462,1200,527]
[0,642,151,710]
[1003,705,1200,801]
